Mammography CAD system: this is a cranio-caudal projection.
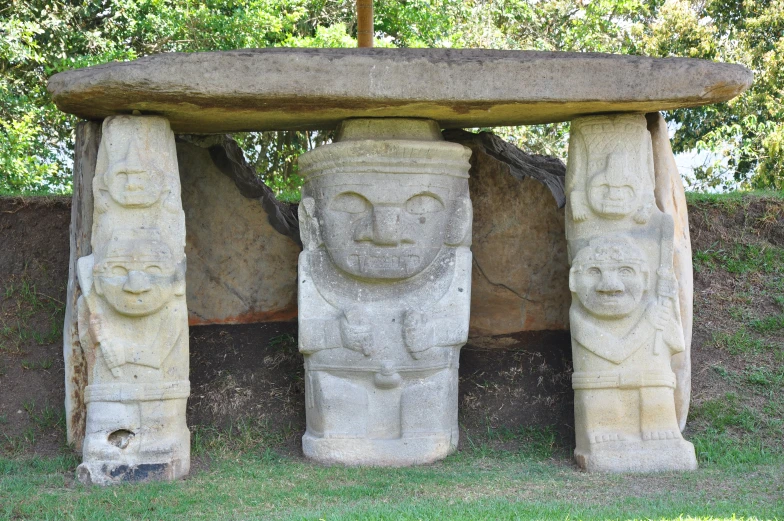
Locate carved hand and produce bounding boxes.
[652,301,674,331]
[570,192,590,222]
[100,342,126,378]
[633,203,653,224]
[656,273,678,299]
[89,315,124,377]
[340,308,374,356]
[88,314,108,347]
[403,309,436,359]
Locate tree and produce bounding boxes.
[1,0,780,195]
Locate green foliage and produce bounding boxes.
[631,0,784,191]
[1,0,782,194]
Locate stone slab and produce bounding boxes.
[447,132,571,335]
[178,141,300,325]
[47,49,752,133]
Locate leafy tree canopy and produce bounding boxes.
[1,0,781,196]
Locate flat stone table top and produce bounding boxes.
[48,49,752,133]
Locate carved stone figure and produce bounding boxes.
[76,116,189,484]
[297,119,472,465]
[565,115,697,472]
[91,116,184,249]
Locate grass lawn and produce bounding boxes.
[2,443,783,520]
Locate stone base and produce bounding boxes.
[302,432,457,466]
[76,458,189,486]
[574,438,697,473]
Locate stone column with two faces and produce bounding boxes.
[297,119,473,465]
[565,115,697,472]
[75,116,190,484]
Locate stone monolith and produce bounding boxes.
[565,114,697,473]
[297,118,472,465]
[75,115,190,484]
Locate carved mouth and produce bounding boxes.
[601,202,631,213]
[348,253,421,274]
[596,294,625,304]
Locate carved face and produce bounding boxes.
[310,174,465,280]
[587,153,639,219]
[94,241,182,317]
[572,260,647,319]
[104,150,165,208]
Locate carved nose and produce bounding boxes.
[606,187,625,200]
[124,270,152,294]
[371,207,401,246]
[596,272,624,294]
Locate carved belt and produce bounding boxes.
[572,371,676,390]
[85,380,190,403]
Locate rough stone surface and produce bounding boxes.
[47,49,752,133]
[445,131,570,336]
[177,141,299,325]
[647,112,693,431]
[76,116,190,485]
[297,119,472,466]
[63,121,100,450]
[565,114,697,473]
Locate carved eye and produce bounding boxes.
[330,192,369,214]
[405,194,443,215]
[146,265,163,275]
[111,265,128,276]
[619,266,635,277]
[587,267,601,276]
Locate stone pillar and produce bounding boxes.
[75,116,190,484]
[297,119,473,466]
[565,114,697,473]
[63,121,101,450]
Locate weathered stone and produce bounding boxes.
[565,114,697,473]
[177,141,299,325]
[76,116,190,485]
[297,119,472,465]
[444,131,570,336]
[47,49,752,133]
[647,112,693,431]
[64,121,100,450]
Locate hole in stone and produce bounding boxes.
[108,429,135,449]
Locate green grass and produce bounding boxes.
[751,313,784,333]
[690,393,761,433]
[2,448,783,520]
[712,328,773,355]
[694,243,784,275]
[685,189,784,205]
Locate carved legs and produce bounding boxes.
[302,367,458,465]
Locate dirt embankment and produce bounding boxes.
[1,195,782,456]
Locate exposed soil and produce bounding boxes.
[0,197,71,454]
[685,196,784,445]
[1,195,782,458]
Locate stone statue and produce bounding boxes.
[76,116,189,484]
[91,115,184,249]
[565,115,697,472]
[297,119,473,465]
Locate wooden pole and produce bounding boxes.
[357,0,373,47]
